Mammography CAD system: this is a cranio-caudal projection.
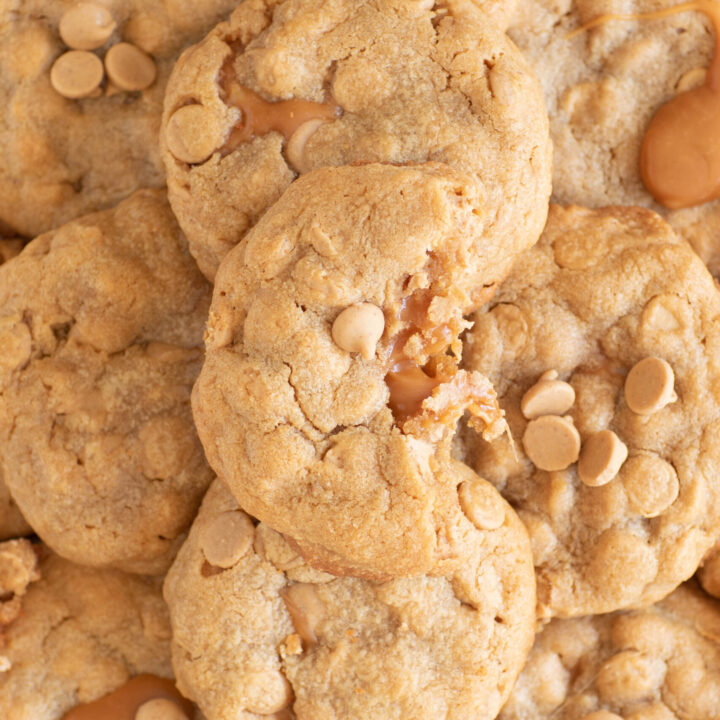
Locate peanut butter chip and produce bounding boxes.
[458,479,505,530]
[200,511,254,569]
[624,357,677,415]
[50,50,104,99]
[581,713,624,720]
[331,303,385,360]
[523,415,581,471]
[520,370,576,419]
[281,583,325,648]
[578,430,628,487]
[285,118,326,173]
[104,42,156,92]
[244,671,292,714]
[166,105,223,164]
[59,3,116,50]
[135,698,188,720]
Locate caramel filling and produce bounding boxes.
[61,675,193,720]
[570,2,720,209]
[220,58,339,155]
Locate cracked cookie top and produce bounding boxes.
[0,546,177,720]
[501,582,720,720]
[0,190,213,573]
[160,0,551,280]
[508,0,720,275]
[164,479,535,720]
[464,204,720,617]
[193,162,528,579]
[0,0,239,238]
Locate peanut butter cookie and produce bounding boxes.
[0,190,213,573]
[161,0,551,279]
[464,204,720,617]
[164,479,535,720]
[0,543,192,720]
[509,0,720,275]
[501,581,720,720]
[193,163,529,580]
[0,0,239,238]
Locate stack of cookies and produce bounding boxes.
[2,1,720,719]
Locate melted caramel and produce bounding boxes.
[219,58,339,154]
[62,675,193,720]
[569,2,720,209]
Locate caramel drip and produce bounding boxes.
[62,675,193,720]
[569,2,720,209]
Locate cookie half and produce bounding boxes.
[164,479,535,720]
[161,0,551,279]
[0,190,213,573]
[465,204,720,617]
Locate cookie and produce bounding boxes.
[192,162,531,580]
[0,190,213,573]
[464,204,720,617]
[164,479,535,720]
[508,0,720,274]
[0,477,31,543]
[161,0,551,279]
[501,581,720,720]
[0,541,193,720]
[0,0,239,238]
[0,539,39,628]
[698,540,720,598]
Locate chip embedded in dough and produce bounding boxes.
[164,479,536,720]
[464,204,720,617]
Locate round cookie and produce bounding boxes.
[501,581,720,720]
[508,0,720,275]
[193,162,522,580]
[0,0,240,238]
[464,204,720,617]
[160,0,551,279]
[0,542,192,720]
[0,189,213,573]
[164,479,536,720]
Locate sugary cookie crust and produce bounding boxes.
[501,582,720,720]
[164,480,535,720]
[0,0,239,238]
[0,550,173,720]
[0,190,213,573]
[161,0,551,279]
[509,0,720,275]
[465,204,720,617]
[194,162,525,580]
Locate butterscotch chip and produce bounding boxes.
[200,510,254,569]
[49,50,104,99]
[501,582,720,720]
[521,370,576,419]
[161,0,551,280]
[0,552,174,719]
[104,42,157,92]
[0,191,212,573]
[625,357,677,415]
[458,479,505,530]
[523,415,580,472]
[165,104,225,164]
[59,3,116,50]
[465,204,720,618]
[578,431,628,487]
[331,303,385,360]
[135,698,188,720]
[165,479,536,720]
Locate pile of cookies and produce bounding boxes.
[2,1,720,718]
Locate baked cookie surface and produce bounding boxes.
[464,204,720,617]
[0,0,239,238]
[501,581,720,720]
[0,190,213,573]
[193,162,532,579]
[509,0,720,274]
[164,479,535,720]
[0,543,180,720]
[161,0,551,279]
